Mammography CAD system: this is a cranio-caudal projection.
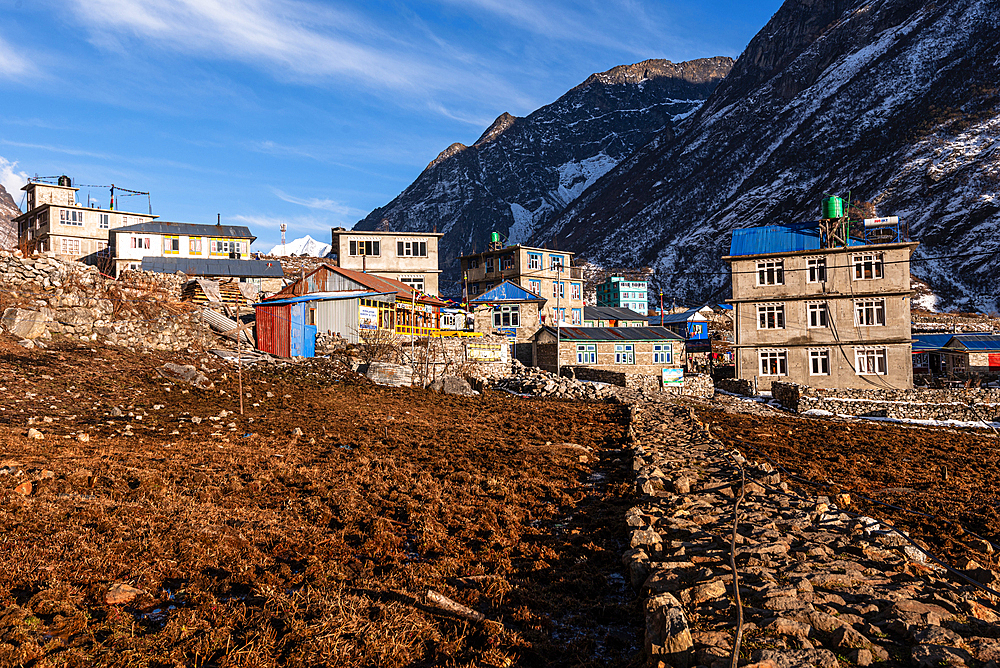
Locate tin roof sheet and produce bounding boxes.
[584,306,647,321]
[117,221,255,239]
[911,333,955,352]
[471,280,546,303]
[947,334,1000,351]
[647,307,708,325]
[140,257,284,277]
[728,222,863,257]
[539,326,684,342]
[256,291,391,307]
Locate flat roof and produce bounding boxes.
[332,229,443,238]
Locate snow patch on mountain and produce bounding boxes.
[267,235,332,257]
[556,153,617,205]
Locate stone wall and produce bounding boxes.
[0,251,212,351]
[566,367,714,398]
[772,381,1000,423]
[716,378,756,396]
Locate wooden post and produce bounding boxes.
[236,286,244,415]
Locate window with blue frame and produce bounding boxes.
[527,253,542,270]
[653,344,672,364]
[549,254,564,271]
[571,308,581,324]
[528,279,541,295]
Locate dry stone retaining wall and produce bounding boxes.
[772,382,1000,423]
[624,397,1000,668]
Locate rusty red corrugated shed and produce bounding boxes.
[255,303,291,357]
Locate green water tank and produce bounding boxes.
[490,232,500,243]
[822,196,844,219]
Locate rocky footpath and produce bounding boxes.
[624,397,1000,668]
[0,251,211,351]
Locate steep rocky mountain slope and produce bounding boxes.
[354,58,733,290]
[543,0,1000,312]
[0,184,20,249]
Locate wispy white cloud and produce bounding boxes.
[0,156,29,199]
[274,189,367,216]
[0,35,33,80]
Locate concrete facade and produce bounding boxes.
[460,245,584,325]
[596,276,649,315]
[331,229,443,297]
[14,181,156,263]
[725,242,918,390]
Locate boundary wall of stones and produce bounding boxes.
[623,396,1000,668]
[568,367,715,398]
[772,382,1000,423]
[0,251,212,351]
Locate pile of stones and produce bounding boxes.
[491,360,618,401]
[625,396,1000,668]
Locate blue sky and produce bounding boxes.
[0,0,780,251]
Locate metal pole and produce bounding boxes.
[236,286,244,415]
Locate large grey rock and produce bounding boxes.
[428,376,477,396]
[57,307,97,327]
[645,592,693,667]
[1,308,46,339]
[367,362,414,387]
[157,363,214,390]
[751,649,838,668]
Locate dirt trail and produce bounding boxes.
[0,340,641,667]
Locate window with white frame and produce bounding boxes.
[210,239,229,255]
[549,255,564,271]
[552,281,565,299]
[486,257,495,273]
[652,344,672,364]
[96,241,108,254]
[807,257,827,283]
[614,344,635,364]
[759,349,788,376]
[527,253,541,270]
[855,347,888,375]
[396,240,427,257]
[576,344,596,364]
[400,276,425,293]
[809,349,830,375]
[757,303,785,329]
[500,255,515,271]
[98,213,110,229]
[756,260,784,285]
[854,299,885,326]
[807,302,828,328]
[492,305,520,328]
[853,253,884,280]
[59,238,81,255]
[528,279,541,295]
[60,209,84,226]
[348,239,380,256]
[131,236,151,249]
[571,283,581,300]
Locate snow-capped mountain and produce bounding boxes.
[541,0,999,313]
[353,58,733,288]
[0,184,21,250]
[267,235,332,257]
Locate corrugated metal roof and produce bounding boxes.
[947,334,1000,351]
[911,333,955,352]
[584,306,647,321]
[141,257,284,277]
[539,326,684,342]
[116,221,255,239]
[256,291,391,307]
[471,280,546,303]
[728,221,864,257]
[648,307,707,325]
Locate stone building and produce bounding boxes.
[14,177,156,262]
[460,243,584,325]
[330,228,443,297]
[725,220,918,390]
[469,280,546,365]
[533,326,685,378]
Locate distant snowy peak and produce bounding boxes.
[268,235,332,257]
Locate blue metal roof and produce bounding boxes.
[728,222,863,257]
[911,333,955,352]
[256,291,390,307]
[141,257,284,277]
[471,280,546,303]
[648,308,707,325]
[947,334,1000,351]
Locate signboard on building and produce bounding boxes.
[662,368,684,387]
[359,305,379,330]
[467,342,504,362]
[685,338,712,353]
[495,327,517,340]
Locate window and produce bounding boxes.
[59,238,81,255]
[60,209,84,226]
[855,347,888,375]
[308,308,316,326]
[757,303,785,329]
[190,238,202,254]
[500,255,515,271]
[653,344,672,364]
[98,213,110,229]
[553,307,566,322]
[854,299,885,326]
[400,276,425,292]
[486,257,495,274]
[756,260,784,285]
[553,281,566,299]
[807,257,827,283]
[571,283,581,300]
[492,305,520,328]
[469,258,479,269]
[571,308,581,325]
[163,236,180,254]
[853,253,884,280]
[96,241,108,254]
[807,302,828,328]
[549,255,564,271]
[759,350,788,376]
[809,349,830,375]
[576,344,596,364]
[210,239,229,255]
[233,241,246,256]
[348,239,380,256]
[527,253,542,270]
[528,279,541,295]
[131,236,151,249]
[614,344,635,364]
[397,240,427,257]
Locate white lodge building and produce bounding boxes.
[109,221,255,276]
[725,220,918,391]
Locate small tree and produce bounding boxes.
[355,327,402,365]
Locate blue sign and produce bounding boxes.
[496,327,517,339]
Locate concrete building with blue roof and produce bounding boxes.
[724,218,919,390]
[469,280,547,364]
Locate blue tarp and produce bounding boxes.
[728,222,863,257]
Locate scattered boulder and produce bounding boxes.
[26,428,44,440]
[2,308,46,339]
[428,376,477,396]
[105,583,143,605]
[157,363,214,390]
